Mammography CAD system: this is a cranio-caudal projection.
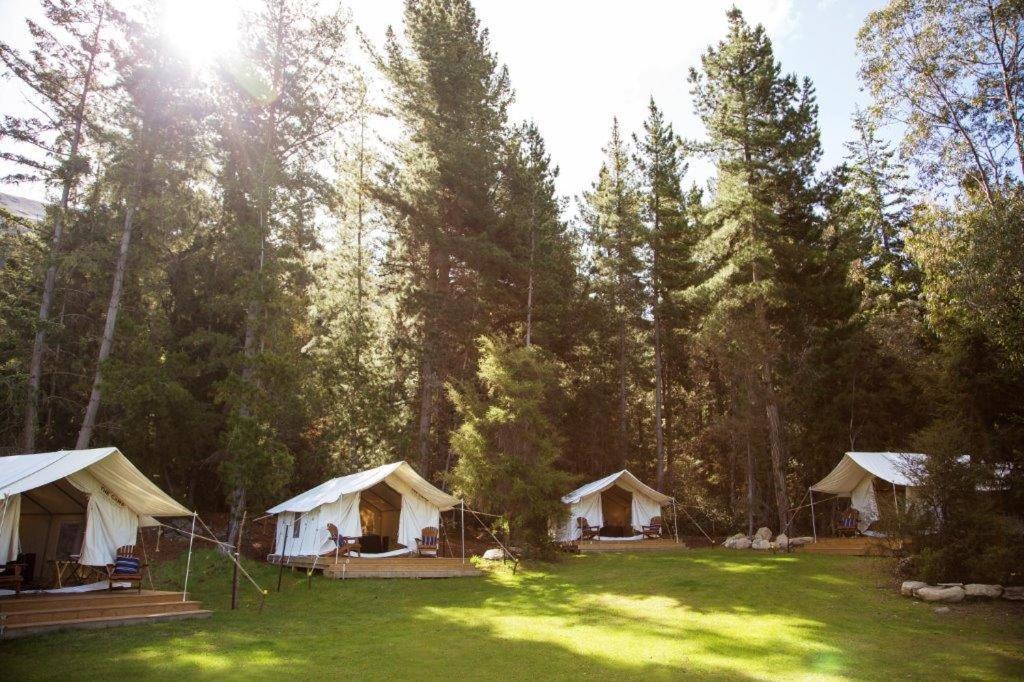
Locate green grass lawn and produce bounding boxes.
[2,548,1022,680]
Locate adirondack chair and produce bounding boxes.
[0,560,24,595]
[576,517,600,541]
[836,508,861,537]
[416,527,439,557]
[641,515,663,539]
[324,523,361,558]
[105,545,145,592]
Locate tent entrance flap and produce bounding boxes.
[359,481,402,549]
[15,481,89,574]
[601,485,633,529]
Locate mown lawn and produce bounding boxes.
[2,548,1022,680]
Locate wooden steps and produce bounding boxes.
[579,539,687,553]
[268,555,482,579]
[0,590,211,639]
[794,537,900,556]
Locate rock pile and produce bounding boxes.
[901,580,1020,602]
[721,528,812,551]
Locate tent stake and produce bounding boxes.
[182,511,197,602]
[809,490,817,543]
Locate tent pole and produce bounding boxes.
[277,523,289,592]
[182,511,197,603]
[460,501,465,564]
[809,490,817,543]
[0,494,9,562]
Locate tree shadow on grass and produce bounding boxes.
[1,549,1022,680]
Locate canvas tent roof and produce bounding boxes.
[0,447,190,517]
[266,461,459,514]
[810,452,926,495]
[562,470,673,506]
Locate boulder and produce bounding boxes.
[916,586,965,603]
[732,537,752,550]
[481,548,507,561]
[1002,586,1024,601]
[937,582,964,588]
[753,526,773,541]
[775,533,789,550]
[900,580,928,597]
[722,532,747,549]
[964,584,1003,599]
[789,536,814,547]
[751,538,772,550]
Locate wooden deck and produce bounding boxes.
[267,554,483,579]
[0,589,211,639]
[578,538,687,553]
[793,537,903,556]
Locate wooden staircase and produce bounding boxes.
[793,537,900,556]
[0,590,211,639]
[579,538,687,553]
[269,555,483,579]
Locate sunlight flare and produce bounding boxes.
[159,0,241,66]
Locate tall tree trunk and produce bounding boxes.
[417,244,449,473]
[356,117,366,352]
[746,433,754,536]
[226,295,261,549]
[525,221,535,348]
[21,15,103,452]
[653,297,666,490]
[618,309,628,466]
[76,200,137,449]
[763,377,790,532]
[752,260,790,532]
[227,3,288,551]
[417,355,436,471]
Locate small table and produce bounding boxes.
[50,557,83,588]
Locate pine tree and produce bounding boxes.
[581,119,645,468]
[1,0,113,452]
[497,122,576,350]
[76,10,206,448]
[840,108,919,309]
[634,99,688,491]
[376,0,512,474]
[686,8,827,530]
[212,0,357,546]
[449,336,573,553]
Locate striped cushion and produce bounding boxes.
[114,556,140,575]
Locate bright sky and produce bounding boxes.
[0,0,888,203]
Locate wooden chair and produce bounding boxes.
[105,545,145,593]
[577,517,600,541]
[835,508,861,537]
[641,516,663,539]
[0,560,24,595]
[324,523,361,558]
[416,527,439,557]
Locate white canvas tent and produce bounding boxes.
[556,470,675,542]
[809,452,925,535]
[266,461,460,558]
[0,448,190,568]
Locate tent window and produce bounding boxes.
[292,516,301,538]
[56,522,83,559]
